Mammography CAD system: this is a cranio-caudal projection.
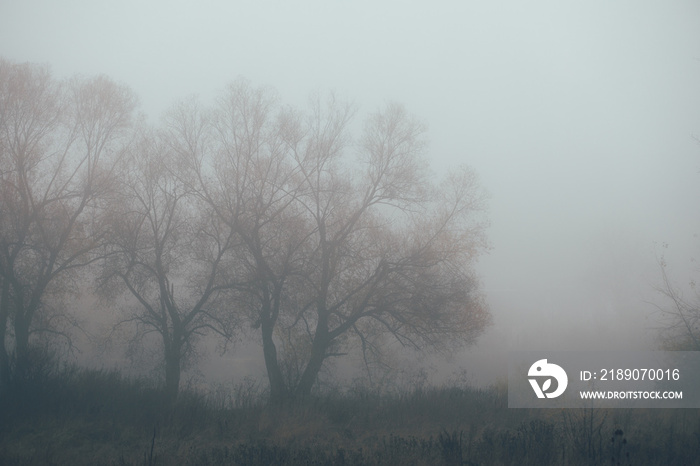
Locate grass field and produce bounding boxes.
[0,365,699,465]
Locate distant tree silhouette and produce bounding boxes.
[170,80,491,404]
[99,128,236,401]
[0,59,136,394]
[654,255,700,351]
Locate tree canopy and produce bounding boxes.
[0,60,491,402]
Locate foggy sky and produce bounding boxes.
[2,0,699,385]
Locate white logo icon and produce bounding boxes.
[528,359,568,399]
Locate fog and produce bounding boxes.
[2,0,699,387]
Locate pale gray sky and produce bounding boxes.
[2,0,699,384]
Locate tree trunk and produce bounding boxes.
[0,280,11,396]
[294,334,328,401]
[261,319,288,405]
[164,344,181,402]
[163,325,183,402]
[13,312,30,385]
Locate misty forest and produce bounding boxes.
[0,58,699,465]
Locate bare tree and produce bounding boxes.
[0,59,136,392]
[283,99,491,400]
[172,80,491,403]
[166,80,309,403]
[99,128,236,401]
[653,256,700,351]
[652,134,700,351]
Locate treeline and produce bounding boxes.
[0,58,490,404]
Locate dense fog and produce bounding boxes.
[1,0,699,389]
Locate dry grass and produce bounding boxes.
[0,365,699,465]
